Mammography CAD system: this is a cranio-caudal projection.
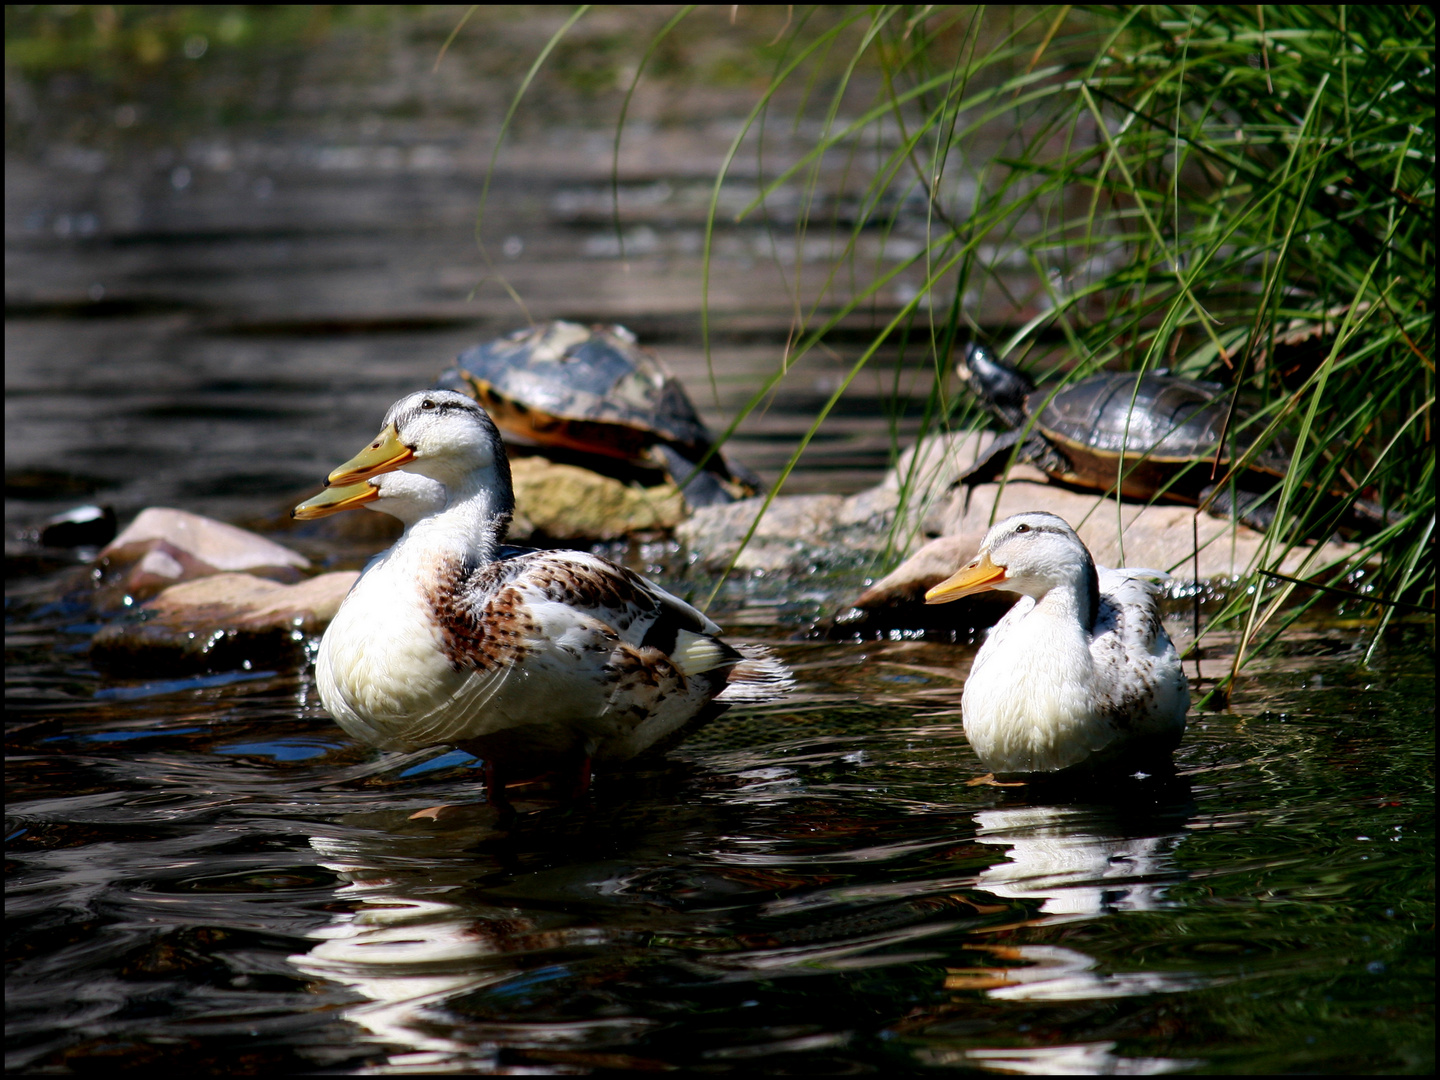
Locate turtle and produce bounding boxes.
[433,321,761,508]
[953,343,1389,532]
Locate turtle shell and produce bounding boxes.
[434,321,713,464]
[956,344,1398,532]
[1033,373,1291,500]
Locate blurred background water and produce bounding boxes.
[5,7,1433,1074]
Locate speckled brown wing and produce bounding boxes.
[400,549,742,763]
[504,550,721,640]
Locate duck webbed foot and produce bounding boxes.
[965,772,1029,788]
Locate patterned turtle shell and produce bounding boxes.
[434,322,759,507]
[957,343,1296,528]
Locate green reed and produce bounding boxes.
[490,6,1434,676]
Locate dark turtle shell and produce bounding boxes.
[1035,372,1292,500]
[956,344,1294,519]
[434,321,759,505]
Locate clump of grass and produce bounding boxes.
[715,5,1434,670]
[488,6,1434,674]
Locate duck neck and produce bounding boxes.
[1032,554,1100,633]
[400,460,514,569]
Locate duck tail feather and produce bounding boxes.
[716,645,794,704]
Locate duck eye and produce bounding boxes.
[1015,523,1030,533]
[420,399,436,410]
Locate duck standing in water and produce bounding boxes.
[924,512,1188,779]
[294,390,791,803]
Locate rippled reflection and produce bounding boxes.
[6,614,1433,1073]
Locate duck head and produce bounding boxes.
[924,511,1099,626]
[323,390,513,501]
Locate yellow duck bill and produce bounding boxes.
[292,481,379,520]
[924,551,1009,604]
[326,423,416,486]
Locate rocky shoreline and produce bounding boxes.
[43,428,1363,675]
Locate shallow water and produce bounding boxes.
[6,564,1434,1074]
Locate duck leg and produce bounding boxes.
[569,755,594,800]
[406,756,513,820]
[482,758,516,812]
[965,773,1029,788]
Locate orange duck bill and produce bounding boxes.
[924,551,1009,604]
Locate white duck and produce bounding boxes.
[293,390,791,799]
[924,511,1188,778]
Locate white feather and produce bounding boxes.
[305,391,792,775]
[934,512,1188,776]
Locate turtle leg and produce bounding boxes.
[1027,439,1075,483]
[955,429,1024,488]
[955,431,1060,490]
[652,443,734,508]
[1348,495,1403,528]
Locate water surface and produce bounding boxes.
[6,9,1433,1073]
[6,570,1433,1073]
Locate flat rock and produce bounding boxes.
[90,571,358,674]
[825,429,1365,633]
[926,480,1360,581]
[836,478,1362,633]
[677,493,872,573]
[677,433,1052,576]
[101,507,311,598]
[510,456,684,541]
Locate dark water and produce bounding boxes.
[6,9,1434,1075]
[6,565,1434,1073]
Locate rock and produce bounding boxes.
[826,533,1015,636]
[854,533,990,609]
[509,456,684,541]
[90,570,358,674]
[882,430,999,492]
[677,493,854,573]
[674,436,1030,577]
[925,480,1361,580]
[676,457,1010,577]
[835,485,901,528]
[882,430,1053,533]
[39,504,117,548]
[101,507,311,598]
[831,477,1364,633]
[818,425,1370,634]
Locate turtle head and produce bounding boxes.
[957,344,1034,428]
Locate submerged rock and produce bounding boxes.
[90,570,358,674]
[39,504,117,548]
